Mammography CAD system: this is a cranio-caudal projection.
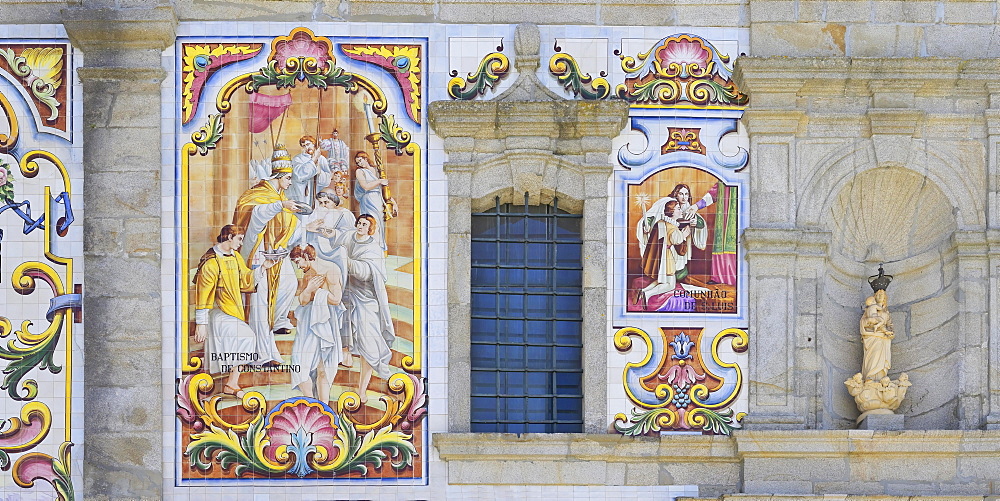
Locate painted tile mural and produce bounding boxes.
[0,29,83,500]
[171,27,427,484]
[602,34,751,435]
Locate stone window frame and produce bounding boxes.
[430,99,629,433]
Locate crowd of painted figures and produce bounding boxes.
[193,130,399,407]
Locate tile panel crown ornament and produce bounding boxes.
[614,34,747,106]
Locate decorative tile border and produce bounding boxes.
[0,28,82,501]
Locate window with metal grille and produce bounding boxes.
[469,195,584,433]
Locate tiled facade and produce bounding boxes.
[3,1,1000,499]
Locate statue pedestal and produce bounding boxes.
[859,413,904,431]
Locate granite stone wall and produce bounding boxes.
[5,1,1000,499]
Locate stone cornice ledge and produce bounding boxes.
[434,433,738,463]
[742,228,831,256]
[428,100,629,142]
[436,430,1000,463]
[735,57,1000,98]
[63,6,177,52]
[735,430,1000,457]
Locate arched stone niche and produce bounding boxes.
[819,166,960,429]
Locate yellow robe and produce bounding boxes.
[195,250,255,321]
[232,180,297,327]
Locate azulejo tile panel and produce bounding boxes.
[0,29,83,500]
[171,27,428,484]
[606,34,750,436]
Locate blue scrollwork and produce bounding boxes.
[0,199,45,234]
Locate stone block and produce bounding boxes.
[743,480,813,494]
[582,197,609,241]
[505,135,553,150]
[175,0,317,21]
[83,295,160,334]
[825,1,871,22]
[660,462,741,489]
[850,25,921,57]
[582,240,607,288]
[599,2,677,25]
[884,482,941,495]
[748,0,796,22]
[859,413,905,430]
[79,49,167,72]
[448,459,609,485]
[474,139,505,154]
[909,291,959,335]
[124,217,161,256]
[750,23,846,57]
[957,454,1000,480]
[797,0,824,21]
[449,198,472,232]
[851,454,958,482]
[439,1,596,24]
[84,217,124,255]
[873,0,938,23]
[674,3,746,27]
[85,338,160,386]
[84,431,161,472]
[744,456,850,483]
[924,25,998,57]
[84,170,160,217]
[812,480,884,494]
[83,386,161,433]
[942,1,996,24]
[82,128,161,172]
[86,255,161,299]
[83,462,161,501]
[444,136,476,153]
[938,481,996,495]
[346,0,436,18]
[0,3,65,23]
[108,91,162,128]
[580,135,614,154]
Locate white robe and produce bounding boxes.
[354,168,388,251]
[288,152,332,206]
[302,207,357,261]
[636,196,710,296]
[240,200,299,350]
[291,271,346,389]
[202,310,258,373]
[338,231,396,379]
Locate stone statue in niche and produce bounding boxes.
[844,265,911,424]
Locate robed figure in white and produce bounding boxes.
[336,214,397,403]
[289,244,348,403]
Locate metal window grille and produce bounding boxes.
[469,194,584,433]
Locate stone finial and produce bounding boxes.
[493,23,562,102]
[513,23,541,70]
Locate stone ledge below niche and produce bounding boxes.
[434,431,1000,496]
